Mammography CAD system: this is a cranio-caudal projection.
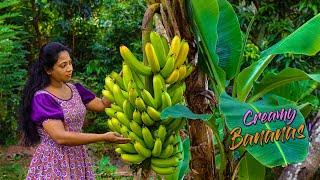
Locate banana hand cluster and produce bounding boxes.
[103,32,193,176]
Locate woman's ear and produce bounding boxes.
[45,68,53,75]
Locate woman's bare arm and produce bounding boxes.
[43,119,130,146]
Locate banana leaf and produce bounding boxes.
[160,104,211,121]
[236,14,320,102]
[187,0,226,92]
[219,93,309,167]
[238,154,265,180]
[249,68,320,102]
[216,0,243,80]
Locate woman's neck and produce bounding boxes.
[49,79,65,89]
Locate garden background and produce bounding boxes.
[0,0,319,179]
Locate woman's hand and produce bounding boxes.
[104,132,131,144]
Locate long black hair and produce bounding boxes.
[18,42,70,146]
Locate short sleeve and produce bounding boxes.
[31,93,64,125]
[74,83,96,104]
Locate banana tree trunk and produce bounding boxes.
[185,67,216,179]
[278,111,320,180]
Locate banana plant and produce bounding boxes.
[161,0,320,179]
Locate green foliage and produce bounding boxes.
[94,155,117,178]
[0,0,27,145]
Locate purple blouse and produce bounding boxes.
[31,83,95,124]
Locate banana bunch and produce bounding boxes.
[102,32,193,177]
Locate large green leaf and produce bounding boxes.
[188,0,226,92]
[236,14,320,102]
[216,0,243,80]
[238,154,265,180]
[249,68,320,102]
[160,104,212,121]
[219,93,309,167]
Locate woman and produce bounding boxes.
[19,42,130,179]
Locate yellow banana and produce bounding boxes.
[175,41,189,68]
[105,108,117,118]
[118,143,137,153]
[111,71,126,90]
[120,125,130,138]
[142,127,155,149]
[165,69,179,84]
[153,74,164,109]
[151,164,176,175]
[115,147,125,154]
[107,119,116,132]
[168,35,181,59]
[102,90,114,103]
[133,110,142,125]
[146,106,160,122]
[177,65,187,81]
[135,97,146,111]
[123,100,133,119]
[152,138,162,157]
[121,153,146,164]
[157,125,167,143]
[160,56,175,78]
[141,111,155,126]
[150,31,167,68]
[141,89,156,108]
[151,156,180,168]
[159,144,174,159]
[129,121,143,138]
[122,64,133,90]
[111,104,123,112]
[116,112,131,128]
[112,84,126,106]
[120,45,152,76]
[134,141,152,158]
[128,87,138,105]
[145,43,160,73]
[104,76,115,92]
[161,91,172,110]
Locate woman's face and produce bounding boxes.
[47,50,73,83]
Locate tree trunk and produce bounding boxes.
[278,111,320,180]
[185,67,216,179]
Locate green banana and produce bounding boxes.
[175,41,189,68]
[151,164,176,175]
[141,111,155,126]
[120,45,152,76]
[161,91,172,110]
[111,71,126,90]
[151,156,180,168]
[153,74,163,109]
[161,35,169,55]
[185,64,194,77]
[177,64,187,81]
[102,90,114,103]
[165,69,179,84]
[163,134,176,148]
[135,97,146,111]
[158,125,167,143]
[115,147,125,154]
[159,144,174,159]
[166,118,182,132]
[116,112,131,128]
[134,141,152,158]
[141,89,156,108]
[123,100,133,119]
[133,110,142,125]
[120,125,130,138]
[128,87,138,105]
[131,67,145,89]
[142,127,155,149]
[121,153,146,164]
[150,31,166,68]
[128,132,146,147]
[105,108,117,118]
[171,83,186,105]
[118,143,137,153]
[146,106,160,121]
[152,138,162,157]
[111,104,123,112]
[145,42,160,73]
[160,56,175,78]
[104,76,115,92]
[129,121,143,138]
[168,35,181,59]
[122,64,133,90]
[112,84,126,106]
[111,117,122,133]
[107,119,116,132]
